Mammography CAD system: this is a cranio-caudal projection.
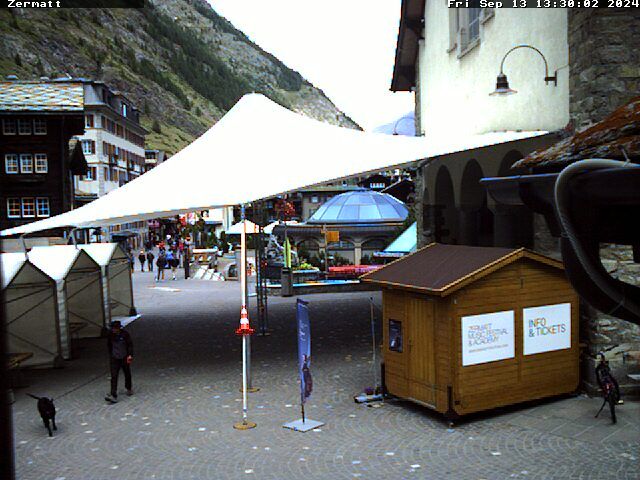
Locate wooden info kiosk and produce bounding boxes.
[361,244,579,419]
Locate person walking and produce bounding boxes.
[183,238,191,279]
[156,250,167,282]
[166,249,178,280]
[105,321,133,403]
[146,250,155,273]
[138,250,146,272]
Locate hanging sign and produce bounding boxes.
[461,310,515,366]
[325,231,340,243]
[523,303,571,355]
[297,299,313,403]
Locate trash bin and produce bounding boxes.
[281,267,293,297]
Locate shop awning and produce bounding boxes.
[1,94,548,237]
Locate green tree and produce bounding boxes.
[14,54,22,67]
[152,120,162,134]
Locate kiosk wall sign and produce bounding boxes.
[462,310,515,366]
[523,303,571,355]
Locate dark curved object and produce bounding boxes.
[560,166,640,325]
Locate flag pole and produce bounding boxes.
[234,204,256,430]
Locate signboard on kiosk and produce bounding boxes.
[461,310,515,366]
[523,303,571,355]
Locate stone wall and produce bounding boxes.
[569,9,640,396]
[569,9,640,131]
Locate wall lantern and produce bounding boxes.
[490,44,558,96]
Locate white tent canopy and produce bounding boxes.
[27,246,104,359]
[79,243,135,323]
[1,253,60,367]
[226,220,261,235]
[0,94,547,237]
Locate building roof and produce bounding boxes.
[515,96,640,169]
[307,190,409,224]
[361,243,563,296]
[376,221,417,257]
[391,0,424,92]
[0,81,84,112]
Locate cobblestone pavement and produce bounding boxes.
[11,271,640,480]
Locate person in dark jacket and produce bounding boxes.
[105,321,133,403]
[156,250,167,282]
[138,250,146,272]
[146,250,155,273]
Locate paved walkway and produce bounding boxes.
[11,270,640,479]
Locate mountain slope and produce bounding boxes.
[0,0,360,154]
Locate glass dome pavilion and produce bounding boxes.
[306,190,408,224]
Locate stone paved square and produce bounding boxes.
[10,272,640,479]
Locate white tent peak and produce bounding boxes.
[1,252,28,288]
[1,93,549,237]
[227,219,261,235]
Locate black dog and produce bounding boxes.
[27,394,57,436]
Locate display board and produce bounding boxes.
[523,303,571,355]
[462,310,515,366]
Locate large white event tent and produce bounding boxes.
[78,243,135,324]
[0,94,547,237]
[27,246,104,359]
[1,253,61,367]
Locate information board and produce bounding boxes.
[523,303,571,355]
[461,310,515,366]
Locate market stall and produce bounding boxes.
[1,253,61,367]
[79,243,135,324]
[361,243,579,419]
[27,246,104,359]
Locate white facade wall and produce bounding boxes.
[418,5,569,136]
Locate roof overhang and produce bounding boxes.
[391,0,425,92]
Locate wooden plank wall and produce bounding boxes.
[451,259,579,415]
[382,290,409,398]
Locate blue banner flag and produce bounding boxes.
[296,299,312,404]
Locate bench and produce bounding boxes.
[7,352,34,389]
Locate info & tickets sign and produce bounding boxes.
[523,303,571,355]
[461,310,515,366]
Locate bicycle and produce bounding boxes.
[594,351,621,424]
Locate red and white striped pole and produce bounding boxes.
[234,204,256,430]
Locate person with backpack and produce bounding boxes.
[105,320,134,403]
[138,250,146,272]
[166,249,178,280]
[156,250,167,282]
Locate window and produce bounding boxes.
[103,166,110,181]
[7,198,21,218]
[389,320,403,352]
[35,153,48,173]
[21,198,35,218]
[467,8,481,43]
[122,103,127,116]
[20,154,33,173]
[85,114,94,128]
[311,196,319,204]
[2,119,16,135]
[33,118,47,135]
[450,8,483,55]
[81,140,95,155]
[36,197,50,217]
[84,166,97,181]
[5,154,18,174]
[18,119,31,135]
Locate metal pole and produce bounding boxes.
[234,204,256,430]
[370,297,378,390]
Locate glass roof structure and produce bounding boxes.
[307,190,409,224]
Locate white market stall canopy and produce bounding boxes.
[78,243,135,321]
[226,219,261,235]
[27,245,105,359]
[0,94,548,237]
[1,253,60,367]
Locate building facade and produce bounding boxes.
[0,81,86,234]
[392,3,640,394]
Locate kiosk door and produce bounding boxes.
[407,297,436,407]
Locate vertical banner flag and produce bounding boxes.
[297,299,312,404]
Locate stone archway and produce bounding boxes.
[494,150,534,248]
[459,159,494,246]
[434,166,457,244]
